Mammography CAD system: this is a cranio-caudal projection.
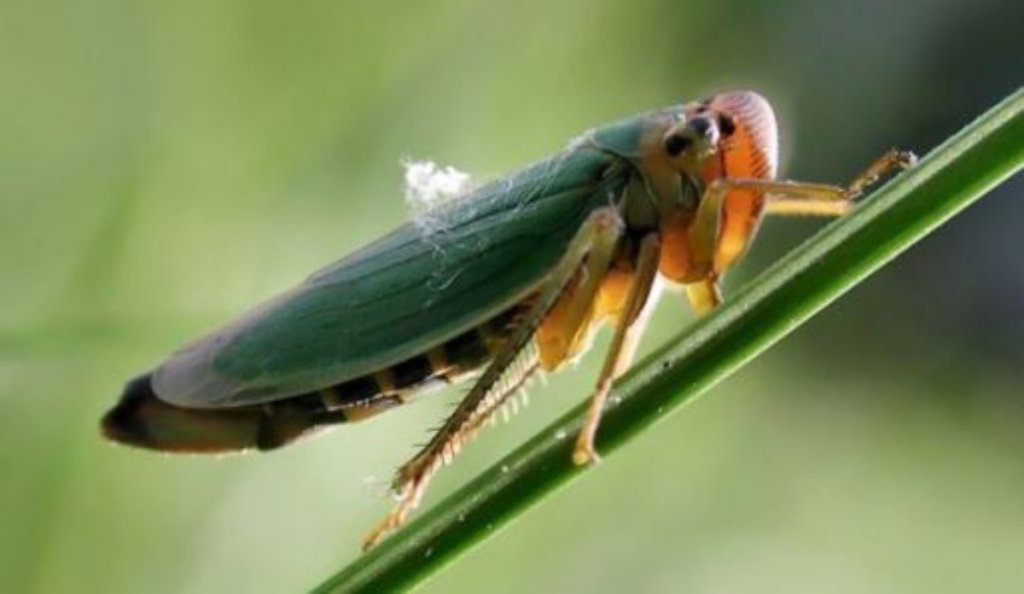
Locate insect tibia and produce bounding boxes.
[391,345,540,494]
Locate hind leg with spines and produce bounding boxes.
[362,207,626,550]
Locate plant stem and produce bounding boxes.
[314,88,1024,594]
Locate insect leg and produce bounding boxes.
[760,148,916,215]
[701,148,916,278]
[362,206,625,550]
[713,178,849,216]
[842,148,918,199]
[573,232,661,465]
[679,176,727,314]
[684,278,722,316]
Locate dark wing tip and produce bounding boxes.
[100,373,342,453]
[100,373,263,454]
[101,374,158,448]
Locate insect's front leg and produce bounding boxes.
[691,147,917,296]
[735,148,917,217]
[842,148,918,200]
[362,206,625,551]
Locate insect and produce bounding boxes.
[101,91,914,550]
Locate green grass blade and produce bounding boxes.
[314,88,1024,594]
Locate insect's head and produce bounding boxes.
[662,91,779,184]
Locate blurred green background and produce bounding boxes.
[2,0,1022,592]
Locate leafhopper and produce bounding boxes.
[101,91,914,549]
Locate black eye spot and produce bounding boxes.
[664,134,691,157]
[718,114,736,137]
[690,117,711,137]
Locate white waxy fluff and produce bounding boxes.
[403,159,471,214]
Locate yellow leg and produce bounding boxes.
[761,147,916,216]
[690,177,847,279]
[536,259,623,371]
[704,147,916,273]
[709,178,847,216]
[712,147,915,210]
[763,197,853,217]
[844,147,917,199]
[573,233,662,465]
[684,277,722,316]
[362,206,625,550]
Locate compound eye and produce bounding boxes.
[664,133,692,157]
[717,114,736,137]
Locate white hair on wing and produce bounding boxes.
[403,159,471,216]
[402,159,474,245]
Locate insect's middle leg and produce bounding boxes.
[684,279,722,316]
[361,206,625,551]
[573,232,662,465]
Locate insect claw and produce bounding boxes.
[894,148,918,166]
[572,442,602,466]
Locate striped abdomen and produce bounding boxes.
[300,301,528,422]
[101,302,530,453]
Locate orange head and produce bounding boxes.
[703,91,778,182]
[661,90,779,184]
[656,91,781,282]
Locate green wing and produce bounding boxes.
[152,145,630,407]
